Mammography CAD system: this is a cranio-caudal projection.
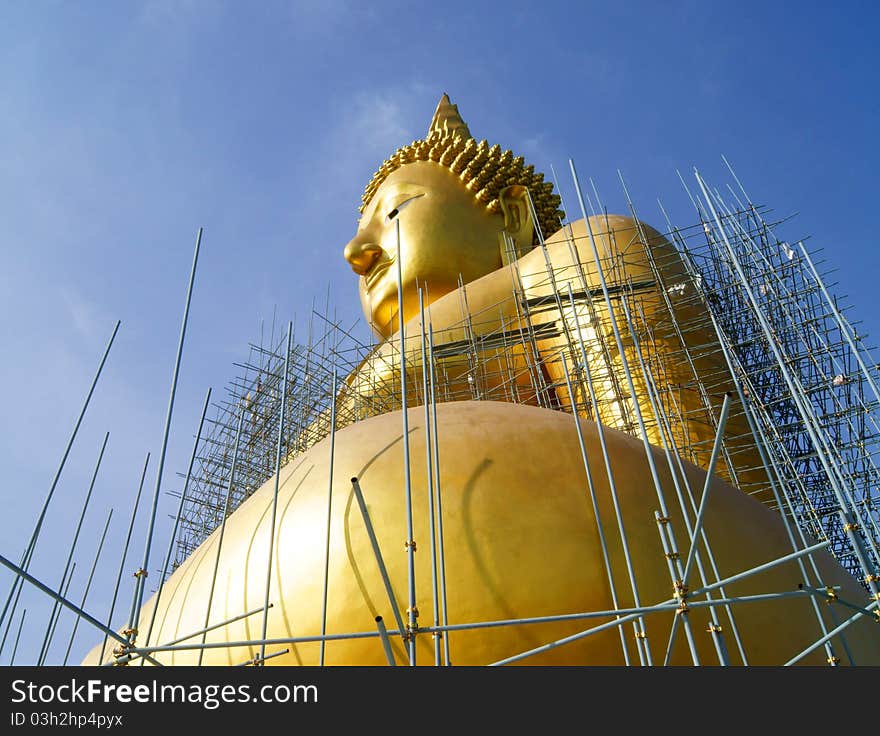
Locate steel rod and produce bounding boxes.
[260,322,293,664]
[130,226,202,646]
[101,452,149,665]
[142,388,212,657]
[63,508,113,665]
[784,600,879,666]
[38,431,109,665]
[487,540,830,665]
[568,210,652,649]
[350,478,407,641]
[121,586,826,659]
[43,563,76,666]
[163,604,273,648]
[564,279,647,664]
[617,180,733,666]
[690,540,830,599]
[487,589,818,667]
[376,616,396,666]
[682,392,731,588]
[9,608,25,666]
[319,369,338,667]
[427,323,451,666]
[419,287,441,666]
[392,215,417,666]
[560,355,631,664]
[198,407,244,666]
[128,630,384,655]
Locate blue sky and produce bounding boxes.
[1,1,878,664]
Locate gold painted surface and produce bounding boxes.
[85,401,878,666]
[83,95,876,666]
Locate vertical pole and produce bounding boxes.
[564,282,648,665]
[560,356,631,664]
[375,616,396,666]
[142,387,212,658]
[319,370,338,666]
[37,431,110,665]
[351,478,408,642]
[63,508,113,665]
[393,216,417,666]
[260,322,293,664]
[615,294,702,665]
[681,394,732,587]
[428,324,451,666]
[654,512,699,665]
[0,320,120,648]
[419,288,441,666]
[101,452,149,665]
[130,227,202,644]
[9,608,25,666]
[42,563,76,666]
[198,408,244,666]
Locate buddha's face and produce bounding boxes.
[344,161,507,337]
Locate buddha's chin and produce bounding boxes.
[362,278,456,338]
[360,289,396,338]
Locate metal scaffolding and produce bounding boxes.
[3,161,879,667]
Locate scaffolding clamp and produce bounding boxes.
[656,516,671,525]
[111,648,131,667]
[133,568,148,579]
[665,551,680,561]
[864,574,879,583]
[634,630,647,640]
[706,623,723,633]
[122,627,138,637]
[673,580,688,599]
[404,540,417,552]
[826,656,840,666]
[823,587,838,605]
[843,522,860,532]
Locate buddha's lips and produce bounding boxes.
[365,258,394,289]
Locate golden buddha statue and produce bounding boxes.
[85,95,879,666]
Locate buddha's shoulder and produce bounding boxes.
[544,214,669,250]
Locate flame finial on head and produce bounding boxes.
[427,93,472,139]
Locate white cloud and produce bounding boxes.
[60,288,110,342]
[346,82,432,160]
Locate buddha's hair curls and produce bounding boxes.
[360,128,565,245]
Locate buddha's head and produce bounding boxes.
[344,94,564,337]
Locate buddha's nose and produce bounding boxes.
[344,237,383,276]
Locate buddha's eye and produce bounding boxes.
[387,194,424,221]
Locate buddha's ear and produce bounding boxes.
[498,185,535,262]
